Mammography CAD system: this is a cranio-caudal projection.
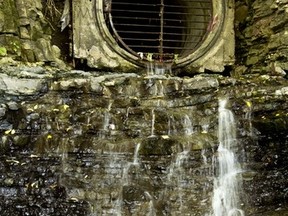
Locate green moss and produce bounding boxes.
[0,47,7,56]
[4,37,22,56]
[9,40,21,55]
[2,0,18,33]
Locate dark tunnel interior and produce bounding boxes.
[106,0,212,62]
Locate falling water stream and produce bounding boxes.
[166,150,190,213]
[146,62,172,76]
[144,191,156,216]
[150,109,156,137]
[111,142,142,216]
[211,99,244,216]
[183,114,193,135]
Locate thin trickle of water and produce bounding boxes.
[244,101,253,137]
[147,79,165,98]
[211,99,244,216]
[103,111,110,131]
[105,101,113,128]
[144,191,156,216]
[154,80,164,97]
[168,116,172,135]
[201,149,208,165]
[168,115,177,135]
[122,165,130,186]
[201,124,209,133]
[167,150,189,181]
[183,114,193,135]
[166,150,189,212]
[101,101,115,138]
[111,143,142,215]
[112,193,122,216]
[107,154,124,216]
[133,143,141,165]
[126,107,131,119]
[57,138,69,191]
[149,109,156,137]
[146,62,172,76]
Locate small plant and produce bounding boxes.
[0,47,7,57]
[8,41,21,56]
[10,42,20,53]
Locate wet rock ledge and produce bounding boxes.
[0,63,288,215]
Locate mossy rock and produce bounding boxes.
[140,136,177,155]
[0,47,7,57]
[4,36,21,56]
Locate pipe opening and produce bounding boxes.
[104,0,212,63]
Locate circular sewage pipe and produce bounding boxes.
[95,0,225,69]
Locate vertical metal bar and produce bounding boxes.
[159,0,164,61]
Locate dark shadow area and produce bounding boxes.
[42,0,73,64]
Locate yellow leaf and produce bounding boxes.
[66,126,72,132]
[245,101,252,108]
[47,134,53,139]
[4,129,11,135]
[29,154,39,158]
[63,104,69,111]
[161,135,170,139]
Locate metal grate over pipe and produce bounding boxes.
[104,0,213,62]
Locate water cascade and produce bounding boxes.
[155,80,165,98]
[146,62,172,76]
[183,114,193,135]
[244,101,253,137]
[167,115,178,136]
[133,143,141,165]
[166,150,190,213]
[111,143,142,215]
[144,191,156,216]
[150,109,156,137]
[201,149,208,165]
[211,99,244,216]
[101,100,113,138]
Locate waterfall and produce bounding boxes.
[244,100,253,137]
[111,143,141,215]
[100,101,113,138]
[168,115,176,135]
[183,114,193,135]
[166,150,189,212]
[146,62,172,76]
[144,191,156,216]
[149,109,156,137]
[133,143,141,165]
[211,99,244,216]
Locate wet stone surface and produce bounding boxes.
[0,65,287,215]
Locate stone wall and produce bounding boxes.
[0,0,63,66]
[1,0,288,76]
[235,0,288,76]
[0,64,288,215]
